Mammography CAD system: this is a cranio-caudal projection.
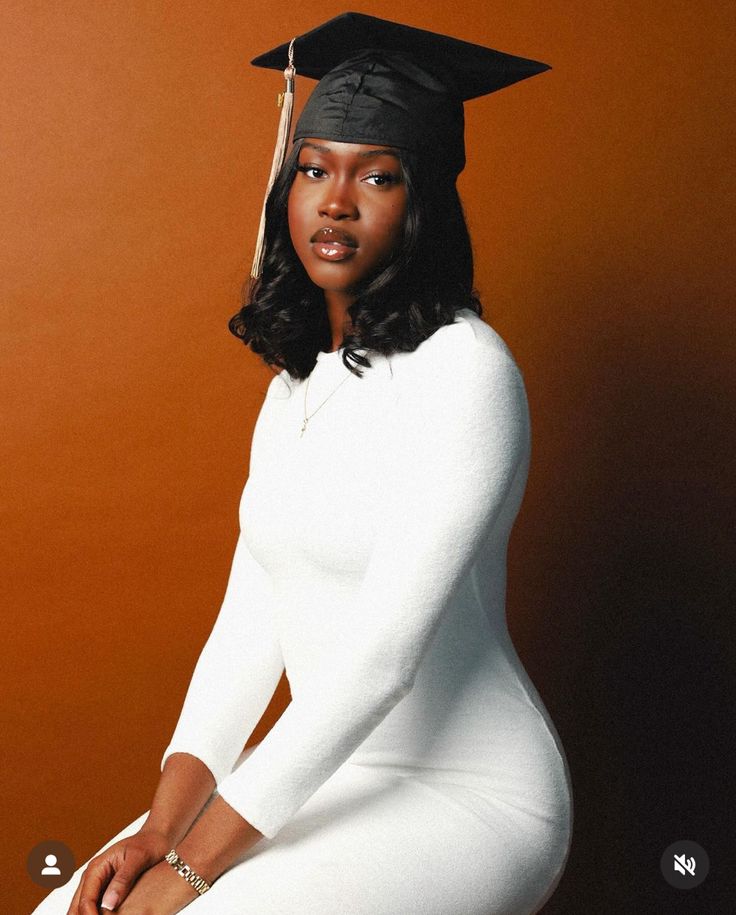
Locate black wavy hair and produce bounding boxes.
[228,138,482,381]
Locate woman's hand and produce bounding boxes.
[114,860,201,914]
[65,826,173,915]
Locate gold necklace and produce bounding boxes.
[300,366,352,437]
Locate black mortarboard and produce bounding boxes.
[248,12,550,277]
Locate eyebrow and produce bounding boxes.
[300,142,401,161]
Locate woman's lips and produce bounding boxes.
[312,242,357,261]
[310,228,359,262]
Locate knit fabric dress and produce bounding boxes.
[34,309,573,914]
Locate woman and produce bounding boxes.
[36,13,572,915]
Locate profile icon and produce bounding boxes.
[27,840,75,888]
[41,853,62,876]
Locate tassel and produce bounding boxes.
[250,38,296,279]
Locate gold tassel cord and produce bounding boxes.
[250,38,297,279]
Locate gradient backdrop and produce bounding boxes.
[3,1,733,912]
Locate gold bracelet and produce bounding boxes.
[163,848,212,895]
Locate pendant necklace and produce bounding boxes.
[300,365,352,437]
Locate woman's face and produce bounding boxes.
[287,138,408,296]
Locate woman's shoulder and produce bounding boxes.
[433,308,519,360]
[390,309,524,387]
[263,367,298,401]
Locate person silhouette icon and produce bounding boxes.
[41,854,61,876]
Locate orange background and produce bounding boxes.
[3,2,732,911]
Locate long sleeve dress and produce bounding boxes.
[33,308,573,915]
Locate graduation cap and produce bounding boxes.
[248,12,550,277]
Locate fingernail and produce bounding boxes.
[100,889,120,910]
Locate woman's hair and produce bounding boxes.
[228,138,482,381]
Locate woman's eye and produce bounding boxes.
[364,172,398,187]
[296,164,326,179]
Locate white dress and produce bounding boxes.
[34,309,573,914]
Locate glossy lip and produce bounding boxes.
[312,244,357,262]
[310,227,359,248]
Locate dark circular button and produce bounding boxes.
[27,840,76,888]
[660,840,709,889]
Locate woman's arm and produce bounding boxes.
[141,752,217,845]
[160,378,285,785]
[159,522,284,792]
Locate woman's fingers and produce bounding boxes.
[99,855,144,911]
[62,830,171,914]
[65,852,114,914]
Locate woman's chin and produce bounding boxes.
[303,263,363,295]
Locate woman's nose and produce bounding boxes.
[318,181,358,220]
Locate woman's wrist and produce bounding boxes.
[174,794,264,884]
[143,752,218,849]
[138,819,185,848]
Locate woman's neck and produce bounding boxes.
[324,289,355,352]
